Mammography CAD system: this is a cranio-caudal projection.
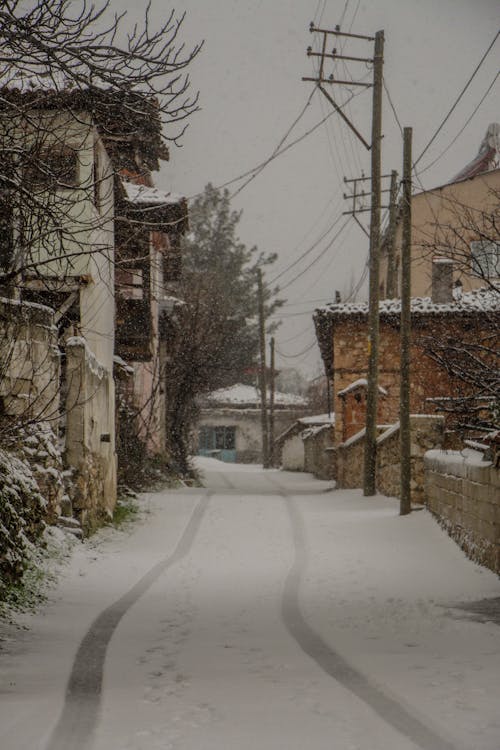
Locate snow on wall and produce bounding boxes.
[425,449,499,573]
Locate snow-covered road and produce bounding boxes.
[1,458,500,750]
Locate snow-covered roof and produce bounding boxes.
[338,378,388,397]
[298,413,335,425]
[113,355,134,375]
[450,123,500,183]
[205,384,307,407]
[316,287,500,319]
[121,180,185,206]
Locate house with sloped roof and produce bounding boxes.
[314,284,499,448]
[197,384,308,463]
[380,124,500,300]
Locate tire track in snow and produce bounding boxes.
[274,482,457,750]
[46,492,211,750]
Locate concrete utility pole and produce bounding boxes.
[303,24,385,496]
[257,268,269,468]
[399,127,413,516]
[269,337,275,466]
[363,29,384,496]
[386,169,399,298]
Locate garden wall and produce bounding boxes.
[65,337,116,530]
[425,450,500,574]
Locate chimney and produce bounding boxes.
[431,258,454,304]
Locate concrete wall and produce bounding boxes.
[282,434,304,471]
[65,337,116,530]
[425,450,500,574]
[0,297,60,422]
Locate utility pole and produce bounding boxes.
[400,127,412,516]
[362,29,384,496]
[386,169,399,298]
[257,268,269,468]
[269,337,276,466]
[303,24,385,496]
[343,172,394,239]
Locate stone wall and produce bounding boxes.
[377,416,444,504]
[335,429,366,489]
[0,298,60,422]
[303,425,335,479]
[425,450,500,574]
[65,338,116,530]
[335,415,444,504]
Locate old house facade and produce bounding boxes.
[0,84,189,526]
[314,287,500,450]
[197,384,308,464]
[380,125,500,299]
[0,96,118,526]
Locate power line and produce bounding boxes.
[229,87,317,200]
[186,88,364,204]
[277,218,351,292]
[269,213,345,284]
[416,70,499,177]
[414,29,500,167]
[276,339,317,359]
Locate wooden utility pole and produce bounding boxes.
[363,29,384,496]
[257,269,269,468]
[303,24,384,496]
[399,127,412,515]
[386,169,399,298]
[269,337,275,466]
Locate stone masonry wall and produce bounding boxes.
[335,415,444,505]
[331,315,492,446]
[425,450,500,574]
[0,298,60,422]
[336,430,366,489]
[303,425,335,479]
[65,338,116,531]
[377,416,444,504]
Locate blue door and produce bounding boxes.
[198,426,237,462]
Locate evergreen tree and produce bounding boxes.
[164,184,282,472]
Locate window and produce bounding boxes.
[116,268,144,299]
[199,426,236,452]
[470,240,500,279]
[26,146,79,188]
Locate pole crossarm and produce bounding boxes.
[303,76,372,88]
[303,25,377,150]
[307,50,374,65]
[309,22,374,41]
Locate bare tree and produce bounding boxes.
[0,0,201,285]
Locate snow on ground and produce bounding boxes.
[1,459,499,750]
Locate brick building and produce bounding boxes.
[314,287,499,447]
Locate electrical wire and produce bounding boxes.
[414,30,500,168]
[416,70,499,177]
[277,217,351,292]
[269,213,345,284]
[229,87,317,200]
[276,339,318,359]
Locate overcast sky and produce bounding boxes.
[122,0,499,377]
